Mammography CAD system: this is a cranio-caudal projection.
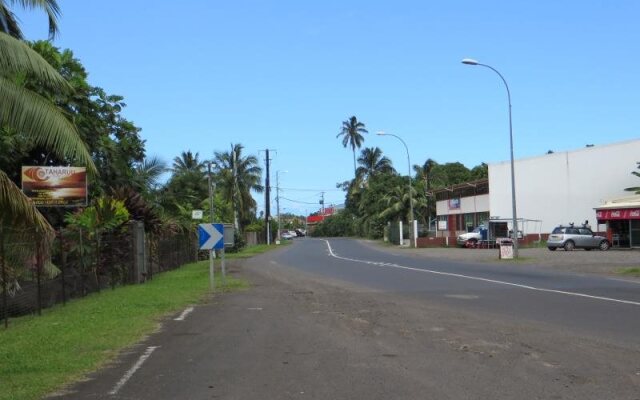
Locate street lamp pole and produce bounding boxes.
[462,58,519,258]
[377,131,415,248]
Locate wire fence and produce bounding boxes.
[1,222,197,328]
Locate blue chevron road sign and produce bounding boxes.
[198,223,224,250]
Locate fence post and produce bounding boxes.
[79,228,86,297]
[1,224,7,328]
[36,234,42,316]
[60,228,66,306]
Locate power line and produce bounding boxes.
[279,187,343,192]
[279,196,320,205]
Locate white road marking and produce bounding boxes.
[247,307,263,311]
[108,346,159,395]
[173,306,195,321]
[607,277,640,285]
[323,240,640,307]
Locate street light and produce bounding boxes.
[376,131,415,247]
[462,58,519,257]
[276,170,288,242]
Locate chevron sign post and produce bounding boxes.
[198,223,224,250]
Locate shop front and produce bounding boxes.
[595,196,640,248]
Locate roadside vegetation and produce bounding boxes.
[313,116,488,239]
[618,267,640,277]
[0,255,256,400]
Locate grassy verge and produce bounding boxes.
[618,267,640,277]
[0,242,285,400]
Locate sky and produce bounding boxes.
[18,0,640,216]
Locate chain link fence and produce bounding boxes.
[1,222,197,328]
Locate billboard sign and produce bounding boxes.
[21,166,87,207]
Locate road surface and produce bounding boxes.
[50,238,640,399]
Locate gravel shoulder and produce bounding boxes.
[361,239,640,277]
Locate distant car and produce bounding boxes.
[547,225,610,251]
[294,229,306,237]
[281,231,295,240]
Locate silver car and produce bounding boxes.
[547,225,610,251]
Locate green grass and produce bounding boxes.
[226,242,290,259]
[618,267,640,276]
[0,252,259,400]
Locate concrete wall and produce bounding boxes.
[489,139,640,234]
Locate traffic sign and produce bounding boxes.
[198,223,224,250]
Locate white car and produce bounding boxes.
[457,226,484,247]
[281,231,295,240]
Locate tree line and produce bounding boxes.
[314,116,488,238]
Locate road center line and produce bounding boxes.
[323,240,640,307]
[108,346,159,396]
[174,306,195,321]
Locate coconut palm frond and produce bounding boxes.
[0,77,95,172]
[11,0,60,39]
[0,170,53,235]
[0,5,22,39]
[0,31,69,90]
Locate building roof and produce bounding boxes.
[595,194,640,210]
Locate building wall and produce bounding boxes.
[489,139,640,234]
[436,194,490,216]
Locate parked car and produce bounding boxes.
[457,226,485,247]
[281,231,295,240]
[547,224,610,251]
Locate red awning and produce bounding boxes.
[596,208,640,220]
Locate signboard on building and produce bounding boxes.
[596,208,640,220]
[21,166,87,207]
[448,198,461,210]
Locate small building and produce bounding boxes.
[433,178,489,236]
[595,195,640,248]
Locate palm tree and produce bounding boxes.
[379,185,426,223]
[337,116,367,178]
[0,32,94,233]
[214,144,263,231]
[0,0,60,40]
[356,147,395,183]
[625,162,640,194]
[413,158,438,228]
[172,150,204,175]
[132,156,167,196]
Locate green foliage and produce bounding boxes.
[311,211,356,237]
[64,197,130,232]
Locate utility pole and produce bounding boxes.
[320,192,325,215]
[263,149,273,245]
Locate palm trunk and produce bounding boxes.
[352,149,357,179]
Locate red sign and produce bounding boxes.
[596,208,640,220]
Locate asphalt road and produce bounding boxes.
[50,238,640,400]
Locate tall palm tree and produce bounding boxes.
[356,147,395,183]
[214,144,263,231]
[337,116,367,178]
[0,32,94,233]
[0,0,60,40]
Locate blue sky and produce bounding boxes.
[19,1,640,215]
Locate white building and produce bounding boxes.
[434,139,640,245]
[489,139,640,234]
